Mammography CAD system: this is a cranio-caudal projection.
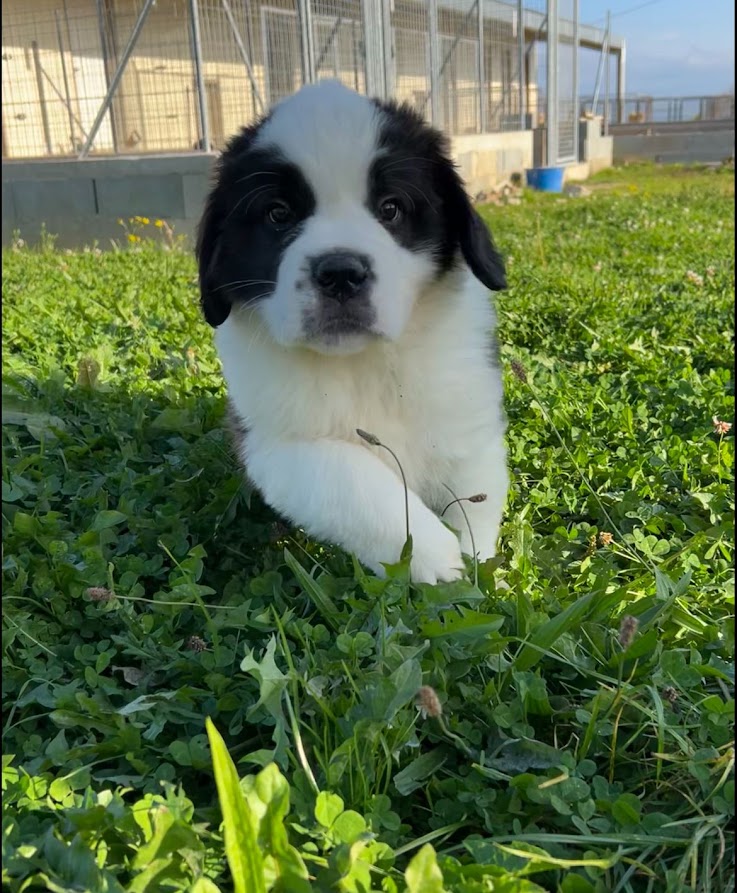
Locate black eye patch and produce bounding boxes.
[368,154,450,265]
[198,147,316,320]
[225,152,315,226]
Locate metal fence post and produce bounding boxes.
[617,41,626,123]
[518,0,525,129]
[572,0,579,161]
[603,9,610,135]
[78,0,155,158]
[55,11,77,151]
[477,0,486,132]
[428,0,441,127]
[297,0,316,84]
[381,0,395,99]
[95,0,119,152]
[363,0,386,98]
[190,0,210,151]
[31,41,53,155]
[546,0,558,166]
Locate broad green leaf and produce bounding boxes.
[315,791,345,827]
[91,510,128,531]
[405,844,446,893]
[206,717,266,893]
[394,750,447,796]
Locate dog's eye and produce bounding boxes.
[378,198,402,224]
[266,202,294,227]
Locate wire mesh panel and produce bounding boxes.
[391,0,431,120]
[196,1,267,149]
[483,0,526,133]
[2,0,611,159]
[106,0,199,154]
[2,0,116,157]
[311,0,366,93]
[260,6,304,106]
[555,0,577,162]
[436,0,480,134]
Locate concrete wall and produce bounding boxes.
[2,153,213,247]
[450,130,534,197]
[578,117,613,174]
[3,132,539,247]
[613,127,735,164]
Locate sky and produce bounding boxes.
[578,0,735,97]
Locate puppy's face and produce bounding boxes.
[197,81,506,355]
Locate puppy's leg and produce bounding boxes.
[443,443,509,563]
[247,439,464,584]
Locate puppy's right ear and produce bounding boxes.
[196,189,231,328]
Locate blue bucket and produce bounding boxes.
[525,166,565,192]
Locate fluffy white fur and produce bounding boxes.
[210,81,509,583]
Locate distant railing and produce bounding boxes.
[579,94,735,126]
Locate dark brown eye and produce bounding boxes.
[379,198,402,224]
[266,202,293,227]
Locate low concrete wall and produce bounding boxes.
[3,134,538,247]
[578,117,614,175]
[2,126,609,248]
[450,130,534,198]
[2,153,214,248]
[613,127,735,164]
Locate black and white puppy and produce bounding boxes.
[197,80,509,584]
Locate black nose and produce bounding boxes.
[311,252,371,302]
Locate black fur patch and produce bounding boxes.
[371,99,507,292]
[196,120,316,327]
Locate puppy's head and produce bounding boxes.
[197,80,506,355]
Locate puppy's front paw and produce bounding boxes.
[409,518,465,585]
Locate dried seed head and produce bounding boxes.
[662,685,679,705]
[468,493,488,504]
[685,270,704,287]
[618,615,639,649]
[598,531,614,546]
[584,533,597,558]
[186,635,208,653]
[356,428,381,446]
[86,586,114,602]
[77,357,101,388]
[510,360,528,384]
[416,686,443,719]
[712,416,733,436]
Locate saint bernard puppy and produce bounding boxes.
[197,80,509,584]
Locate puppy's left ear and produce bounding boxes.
[196,190,231,328]
[459,206,507,291]
[446,168,507,291]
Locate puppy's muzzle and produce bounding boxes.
[310,251,373,304]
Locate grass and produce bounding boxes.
[2,162,734,893]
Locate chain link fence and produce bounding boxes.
[3,0,599,163]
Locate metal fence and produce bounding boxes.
[2,0,592,165]
[580,94,735,126]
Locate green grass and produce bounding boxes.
[2,163,734,893]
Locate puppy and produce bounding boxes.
[196,80,509,584]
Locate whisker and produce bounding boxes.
[226,184,277,221]
[233,170,280,185]
[211,279,277,293]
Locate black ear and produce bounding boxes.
[196,189,231,328]
[459,205,507,292]
[444,166,507,292]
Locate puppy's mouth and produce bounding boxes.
[302,305,378,343]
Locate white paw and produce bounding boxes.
[409,518,466,585]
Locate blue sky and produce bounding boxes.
[578,0,735,97]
